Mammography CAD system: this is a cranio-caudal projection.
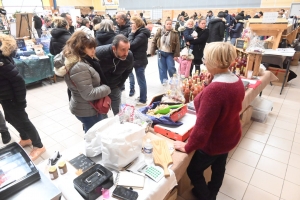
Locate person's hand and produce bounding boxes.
[174,57,179,61]
[174,141,186,153]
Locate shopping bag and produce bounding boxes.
[101,117,145,170]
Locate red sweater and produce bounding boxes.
[185,79,245,155]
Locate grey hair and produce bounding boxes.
[99,19,114,32]
[44,16,52,23]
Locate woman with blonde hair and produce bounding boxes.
[54,31,111,132]
[174,42,244,200]
[127,16,150,104]
[0,34,45,160]
[95,19,116,46]
[50,17,71,55]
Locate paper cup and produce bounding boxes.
[247,70,253,79]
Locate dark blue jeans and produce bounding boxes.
[129,72,135,90]
[76,114,103,133]
[158,50,176,84]
[132,66,147,103]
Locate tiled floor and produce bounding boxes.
[1,56,300,200]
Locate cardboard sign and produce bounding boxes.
[16,38,26,51]
[236,39,245,49]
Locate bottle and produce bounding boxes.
[144,139,153,165]
[184,87,190,103]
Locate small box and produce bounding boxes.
[73,164,113,200]
[251,97,273,123]
[268,67,289,86]
[154,113,196,141]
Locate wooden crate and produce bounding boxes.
[245,52,262,76]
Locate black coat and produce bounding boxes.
[207,18,225,43]
[95,45,133,89]
[50,28,71,55]
[128,27,150,68]
[95,30,116,46]
[189,27,209,65]
[115,21,131,37]
[0,54,27,108]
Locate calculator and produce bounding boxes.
[138,164,164,182]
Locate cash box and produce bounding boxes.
[73,164,113,200]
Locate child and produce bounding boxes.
[183,19,198,54]
[176,48,193,79]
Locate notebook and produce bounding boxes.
[115,171,145,189]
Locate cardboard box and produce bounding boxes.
[268,67,289,86]
[154,113,196,141]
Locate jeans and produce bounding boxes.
[230,38,237,45]
[129,72,135,90]
[187,150,228,200]
[225,28,230,42]
[0,102,43,148]
[0,111,8,133]
[76,114,103,133]
[158,50,176,84]
[134,66,147,103]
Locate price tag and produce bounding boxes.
[262,12,278,23]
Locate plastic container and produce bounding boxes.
[144,139,153,165]
[251,97,273,123]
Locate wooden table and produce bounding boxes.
[282,26,300,45]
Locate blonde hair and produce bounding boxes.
[203,42,236,69]
[131,16,145,28]
[0,34,17,57]
[186,19,194,27]
[52,17,69,29]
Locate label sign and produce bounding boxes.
[16,39,26,51]
[262,12,278,23]
[236,39,245,49]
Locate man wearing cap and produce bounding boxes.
[253,11,263,18]
[206,10,215,26]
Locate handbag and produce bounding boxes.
[67,71,111,114]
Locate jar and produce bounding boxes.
[49,166,58,180]
[58,161,68,175]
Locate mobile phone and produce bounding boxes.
[112,185,138,200]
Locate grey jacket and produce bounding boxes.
[54,55,111,117]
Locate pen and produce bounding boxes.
[125,170,145,177]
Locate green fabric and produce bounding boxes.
[14,54,54,84]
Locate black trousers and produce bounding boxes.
[1,103,43,148]
[187,150,228,200]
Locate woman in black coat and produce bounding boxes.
[189,18,209,74]
[207,12,226,43]
[50,17,71,55]
[230,15,244,45]
[95,19,116,46]
[127,16,150,105]
[0,34,45,160]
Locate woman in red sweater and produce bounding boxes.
[174,42,244,200]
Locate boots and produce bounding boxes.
[1,131,11,144]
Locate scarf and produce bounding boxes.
[83,55,108,85]
[161,27,171,47]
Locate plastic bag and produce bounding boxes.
[101,116,145,170]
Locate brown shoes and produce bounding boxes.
[29,146,46,161]
[19,139,32,147]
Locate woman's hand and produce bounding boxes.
[174,141,186,153]
[174,57,179,61]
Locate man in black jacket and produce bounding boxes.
[0,34,45,160]
[207,12,226,43]
[61,13,75,34]
[115,12,131,37]
[33,15,43,38]
[95,35,133,115]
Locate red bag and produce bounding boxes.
[89,96,111,114]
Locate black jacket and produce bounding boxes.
[128,27,150,68]
[50,28,71,55]
[95,30,116,46]
[33,16,42,29]
[115,21,131,37]
[230,22,244,39]
[207,18,225,43]
[0,53,27,108]
[189,27,209,64]
[95,45,133,89]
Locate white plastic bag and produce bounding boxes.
[101,118,145,170]
[85,116,118,157]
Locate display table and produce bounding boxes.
[14,54,54,85]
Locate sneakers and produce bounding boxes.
[135,97,148,101]
[136,101,147,106]
[1,131,11,144]
[29,146,46,161]
[129,89,135,97]
[19,139,32,147]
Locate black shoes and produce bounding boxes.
[1,131,11,144]
[129,89,135,97]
